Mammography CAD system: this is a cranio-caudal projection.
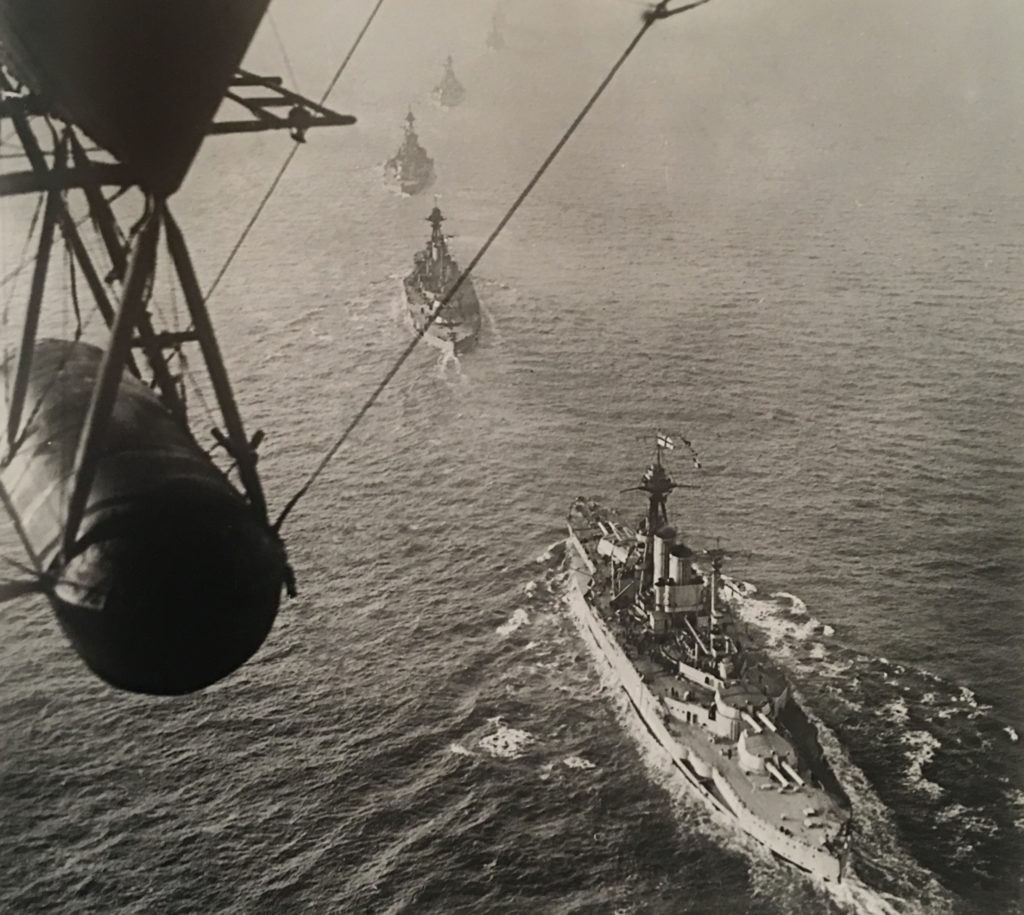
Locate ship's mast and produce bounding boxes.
[704,549,727,622]
[643,443,675,532]
[427,205,448,281]
[637,443,675,587]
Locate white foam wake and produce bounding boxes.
[479,722,535,760]
[902,730,944,799]
[720,582,956,911]
[536,539,566,564]
[496,607,530,637]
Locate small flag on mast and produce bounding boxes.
[656,433,675,450]
[679,435,702,469]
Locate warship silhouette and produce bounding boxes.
[384,109,435,195]
[403,205,481,355]
[487,9,506,51]
[432,55,465,108]
[565,437,852,881]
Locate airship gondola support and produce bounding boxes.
[164,208,268,523]
[0,23,357,689]
[62,199,162,556]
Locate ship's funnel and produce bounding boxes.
[668,544,694,585]
[653,525,676,582]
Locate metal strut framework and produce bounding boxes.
[0,63,355,555]
[217,70,356,137]
[0,71,355,196]
[63,198,163,555]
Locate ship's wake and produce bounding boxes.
[435,345,468,380]
[552,542,955,911]
[472,277,516,350]
[488,546,1021,911]
[726,581,1024,910]
[379,280,468,382]
[600,657,942,911]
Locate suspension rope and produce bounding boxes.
[0,552,98,602]
[203,0,387,304]
[1,180,126,450]
[1,192,44,315]
[274,0,712,530]
[9,304,103,461]
[0,186,130,293]
[268,12,302,95]
[67,230,82,338]
[183,358,219,433]
[1,192,44,410]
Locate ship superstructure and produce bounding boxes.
[565,439,852,881]
[384,109,435,195]
[432,55,465,108]
[403,205,481,355]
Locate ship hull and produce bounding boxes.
[565,531,845,883]
[432,82,465,108]
[396,172,434,196]
[403,275,481,355]
[383,158,435,197]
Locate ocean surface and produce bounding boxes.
[1,1,1022,912]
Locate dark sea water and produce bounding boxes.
[1,1,1022,912]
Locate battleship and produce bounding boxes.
[432,55,465,108]
[403,205,481,355]
[383,109,435,195]
[565,437,852,881]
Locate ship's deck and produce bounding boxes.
[655,687,847,849]
[567,530,848,851]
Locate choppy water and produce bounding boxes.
[1,0,1022,912]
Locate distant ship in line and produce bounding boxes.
[564,438,852,882]
[486,9,506,51]
[403,205,481,356]
[432,55,465,108]
[384,109,435,195]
